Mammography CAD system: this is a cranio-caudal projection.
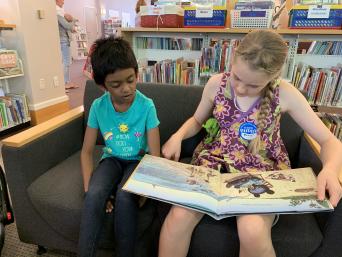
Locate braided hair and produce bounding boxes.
[233,30,288,155]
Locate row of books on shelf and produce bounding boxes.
[318,112,342,141]
[292,63,342,107]
[136,37,203,51]
[306,41,342,55]
[0,93,30,130]
[200,39,239,77]
[138,58,200,85]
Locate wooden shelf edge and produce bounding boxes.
[304,133,342,184]
[0,24,16,30]
[120,27,342,35]
[1,106,84,148]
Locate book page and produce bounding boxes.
[123,155,222,213]
[217,167,333,215]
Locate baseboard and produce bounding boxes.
[29,100,70,125]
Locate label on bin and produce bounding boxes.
[196,6,214,18]
[308,5,330,19]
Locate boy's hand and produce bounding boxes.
[317,168,342,207]
[105,195,115,213]
[162,134,182,161]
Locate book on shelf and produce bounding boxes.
[317,112,342,140]
[306,41,342,55]
[0,93,30,129]
[292,63,342,107]
[123,155,333,220]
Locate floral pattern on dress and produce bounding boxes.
[192,72,291,173]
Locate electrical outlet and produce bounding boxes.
[39,78,46,90]
[53,76,59,87]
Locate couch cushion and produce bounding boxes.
[185,213,323,257]
[27,146,158,253]
[27,146,103,242]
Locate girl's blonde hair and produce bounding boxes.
[233,30,288,155]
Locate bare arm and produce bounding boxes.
[80,126,98,192]
[280,80,342,206]
[162,74,222,160]
[147,127,160,157]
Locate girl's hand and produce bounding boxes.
[162,134,182,161]
[317,168,342,207]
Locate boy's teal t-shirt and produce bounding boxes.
[88,90,160,160]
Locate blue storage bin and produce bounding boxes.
[184,9,226,28]
[289,8,342,29]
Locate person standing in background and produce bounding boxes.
[56,0,79,92]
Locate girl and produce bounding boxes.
[160,30,342,257]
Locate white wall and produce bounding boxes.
[64,0,98,28]
[0,0,68,111]
[98,0,137,27]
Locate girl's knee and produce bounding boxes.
[237,216,272,246]
[167,206,203,227]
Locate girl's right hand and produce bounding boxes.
[162,134,182,161]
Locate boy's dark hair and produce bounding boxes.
[90,36,138,86]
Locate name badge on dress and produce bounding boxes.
[239,122,257,140]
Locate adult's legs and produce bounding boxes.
[78,158,123,257]
[159,206,204,257]
[237,214,276,257]
[60,42,71,84]
[114,161,140,257]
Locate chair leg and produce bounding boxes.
[37,245,47,255]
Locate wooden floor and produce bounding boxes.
[67,60,89,109]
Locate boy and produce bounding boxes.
[78,37,160,257]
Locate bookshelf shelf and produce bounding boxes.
[0,24,16,30]
[0,73,24,80]
[295,55,342,69]
[317,106,342,115]
[121,27,342,35]
[135,49,202,62]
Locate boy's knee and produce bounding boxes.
[86,185,109,201]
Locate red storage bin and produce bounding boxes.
[139,6,184,28]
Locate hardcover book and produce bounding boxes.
[123,155,333,220]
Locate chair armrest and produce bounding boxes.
[2,106,84,147]
[304,133,342,185]
[2,106,85,189]
[1,106,85,243]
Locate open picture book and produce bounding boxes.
[123,155,333,220]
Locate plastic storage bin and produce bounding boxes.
[289,5,342,29]
[184,6,227,28]
[230,9,273,28]
[139,5,184,28]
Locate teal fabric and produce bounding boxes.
[88,90,159,160]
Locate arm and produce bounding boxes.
[147,127,160,157]
[64,13,74,22]
[80,126,98,192]
[162,74,222,161]
[57,14,74,31]
[280,80,342,206]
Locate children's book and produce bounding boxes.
[123,155,333,220]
